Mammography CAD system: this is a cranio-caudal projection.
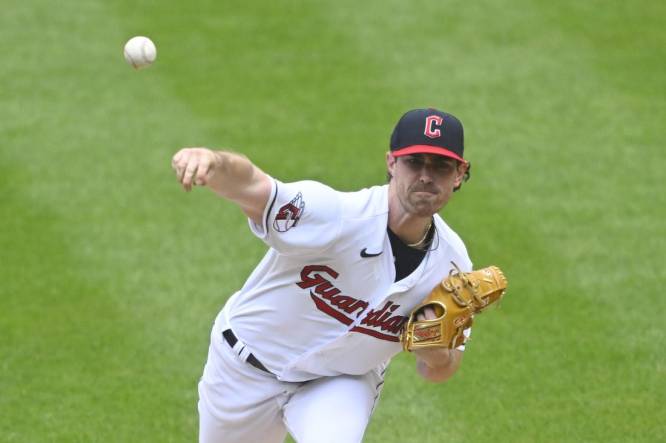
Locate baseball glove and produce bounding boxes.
[401,263,508,351]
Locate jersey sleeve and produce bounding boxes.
[455,327,471,351]
[248,178,343,255]
[448,228,473,351]
[455,249,472,351]
[456,250,472,351]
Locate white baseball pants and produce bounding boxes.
[197,316,385,443]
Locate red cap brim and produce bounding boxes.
[391,145,466,163]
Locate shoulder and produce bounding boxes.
[272,180,387,215]
[337,184,389,220]
[248,178,345,253]
[275,178,339,197]
[269,179,342,218]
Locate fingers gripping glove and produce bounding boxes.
[401,264,508,351]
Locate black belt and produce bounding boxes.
[222,329,271,374]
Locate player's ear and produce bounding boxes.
[453,161,469,187]
[386,152,397,173]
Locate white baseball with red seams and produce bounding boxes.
[198,176,472,442]
[123,36,156,69]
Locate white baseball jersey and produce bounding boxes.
[221,177,472,382]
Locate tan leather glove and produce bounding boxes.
[401,264,508,351]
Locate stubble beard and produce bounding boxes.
[402,188,444,218]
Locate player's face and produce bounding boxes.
[387,153,467,217]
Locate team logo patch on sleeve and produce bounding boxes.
[273,192,305,232]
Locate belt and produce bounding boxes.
[222,329,271,374]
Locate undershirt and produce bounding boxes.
[387,224,435,281]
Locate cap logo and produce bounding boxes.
[424,115,443,139]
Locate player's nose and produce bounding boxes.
[417,169,435,184]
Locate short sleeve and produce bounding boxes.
[248,178,342,255]
[455,327,471,351]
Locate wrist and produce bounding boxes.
[414,347,453,369]
[415,349,463,383]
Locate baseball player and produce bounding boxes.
[171,108,472,443]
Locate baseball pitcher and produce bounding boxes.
[171,108,507,443]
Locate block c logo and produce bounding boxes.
[424,115,443,139]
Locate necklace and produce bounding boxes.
[406,218,433,248]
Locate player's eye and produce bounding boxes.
[403,156,424,168]
[434,160,455,172]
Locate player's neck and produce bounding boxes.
[387,184,435,246]
[387,211,433,246]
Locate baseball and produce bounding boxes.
[123,36,157,69]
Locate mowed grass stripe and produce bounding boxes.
[0,1,234,441]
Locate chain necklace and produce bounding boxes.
[406,218,433,249]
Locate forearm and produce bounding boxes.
[171,147,272,223]
[206,150,272,222]
[206,151,265,199]
[415,348,463,383]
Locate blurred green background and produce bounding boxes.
[1,0,664,441]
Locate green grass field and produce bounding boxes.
[1,0,664,441]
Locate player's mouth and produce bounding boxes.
[411,187,439,197]
[410,183,439,193]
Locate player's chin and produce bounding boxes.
[409,201,440,217]
[409,195,442,215]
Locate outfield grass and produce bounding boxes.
[1,0,664,442]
